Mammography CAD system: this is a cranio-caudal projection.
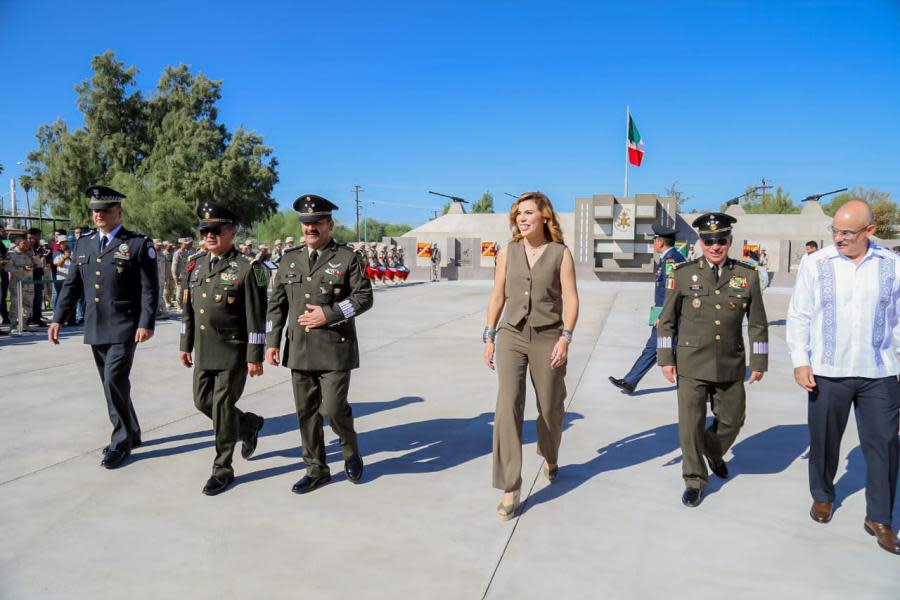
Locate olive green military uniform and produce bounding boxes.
[657,257,768,490]
[180,246,268,479]
[266,238,374,477]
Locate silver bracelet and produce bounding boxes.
[483,326,496,343]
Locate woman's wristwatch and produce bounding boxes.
[560,329,573,343]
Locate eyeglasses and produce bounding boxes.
[199,226,223,236]
[702,237,730,247]
[827,224,870,239]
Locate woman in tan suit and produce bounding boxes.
[483,191,579,520]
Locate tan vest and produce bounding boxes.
[502,240,565,329]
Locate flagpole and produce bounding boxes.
[624,105,630,198]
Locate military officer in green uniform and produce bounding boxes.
[657,212,768,508]
[179,201,267,496]
[266,194,374,494]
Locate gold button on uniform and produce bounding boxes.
[202,293,207,298]
[304,327,310,333]
[715,335,721,340]
[95,271,101,276]
[715,320,721,325]
[715,304,721,309]
[205,278,211,283]
[199,309,205,314]
[305,293,311,299]
[95,297,101,303]
[714,290,721,295]
[307,277,312,282]
[200,325,205,330]
[94,284,100,289]
[96,258,101,263]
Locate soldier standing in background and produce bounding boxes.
[180,201,267,496]
[5,235,38,333]
[266,194,374,494]
[657,212,768,508]
[172,238,193,310]
[430,242,441,282]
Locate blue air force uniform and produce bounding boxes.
[609,224,685,394]
[53,186,159,466]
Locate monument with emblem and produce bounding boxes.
[573,193,678,279]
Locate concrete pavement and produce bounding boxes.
[0,281,897,599]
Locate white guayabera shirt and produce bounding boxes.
[786,242,900,378]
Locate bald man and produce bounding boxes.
[787,200,900,555]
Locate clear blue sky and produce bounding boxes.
[2,1,898,226]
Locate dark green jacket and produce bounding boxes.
[179,247,268,369]
[265,238,373,371]
[657,258,768,382]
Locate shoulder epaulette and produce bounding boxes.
[673,259,698,270]
[188,250,207,261]
[733,260,758,271]
[282,245,304,255]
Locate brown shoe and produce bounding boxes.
[864,518,900,555]
[809,501,833,524]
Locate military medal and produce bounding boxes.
[692,298,702,308]
[227,296,236,304]
[729,275,748,289]
[215,294,223,303]
[220,270,238,284]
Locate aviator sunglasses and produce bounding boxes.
[702,237,730,247]
[199,225,224,236]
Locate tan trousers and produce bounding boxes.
[493,322,567,491]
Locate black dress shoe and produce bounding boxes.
[345,454,364,483]
[682,487,704,507]
[608,376,635,395]
[103,435,140,456]
[202,473,235,496]
[292,473,331,494]
[705,454,729,479]
[101,446,131,469]
[241,414,265,459]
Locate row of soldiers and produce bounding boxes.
[48,187,372,499]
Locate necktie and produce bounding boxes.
[712,265,720,281]
[99,236,108,252]
[210,256,219,270]
[309,250,318,269]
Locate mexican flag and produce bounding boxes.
[627,114,644,166]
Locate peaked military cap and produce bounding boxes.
[198,201,237,227]
[692,212,737,239]
[293,194,338,223]
[86,185,126,210]
[651,223,678,242]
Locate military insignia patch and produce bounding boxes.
[253,265,267,288]
[325,262,343,277]
[729,275,748,289]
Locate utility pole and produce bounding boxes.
[352,185,364,242]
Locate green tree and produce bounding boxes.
[25,51,278,237]
[823,187,898,238]
[740,185,799,214]
[255,211,411,246]
[472,191,494,213]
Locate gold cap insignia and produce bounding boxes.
[203,211,211,219]
[709,223,718,231]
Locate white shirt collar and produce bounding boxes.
[101,224,123,242]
